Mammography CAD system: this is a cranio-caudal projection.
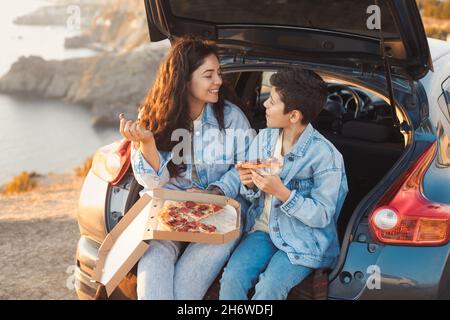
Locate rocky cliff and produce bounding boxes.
[15,0,149,52]
[0,42,169,125]
[14,2,100,28]
[64,0,150,52]
[1,0,170,125]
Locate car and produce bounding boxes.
[74,0,450,300]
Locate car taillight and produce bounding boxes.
[369,141,450,246]
[91,139,131,185]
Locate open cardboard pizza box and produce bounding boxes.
[92,188,240,297]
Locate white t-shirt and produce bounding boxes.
[251,130,284,233]
[191,109,204,183]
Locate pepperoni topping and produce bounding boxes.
[178,225,190,232]
[197,205,209,211]
[180,207,190,213]
[185,201,196,208]
[199,223,216,233]
[192,210,204,218]
[169,211,178,218]
[167,220,177,227]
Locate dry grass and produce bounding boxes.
[73,156,93,178]
[0,173,82,299]
[1,171,40,195]
[422,17,450,40]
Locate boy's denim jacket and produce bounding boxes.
[241,124,348,269]
[131,100,255,200]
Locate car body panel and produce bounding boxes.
[75,237,101,299]
[77,170,109,243]
[328,239,450,300]
[422,139,450,205]
[420,39,450,205]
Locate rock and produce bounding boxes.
[0,55,86,98]
[0,43,169,124]
[15,0,152,52]
[13,3,101,27]
[67,0,151,53]
[91,102,137,126]
[64,35,94,50]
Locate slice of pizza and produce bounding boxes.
[236,157,282,175]
[157,206,188,231]
[160,201,192,221]
[197,221,217,233]
[181,201,224,221]
[177,220,217,233]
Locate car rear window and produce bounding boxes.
[169,0,399,38]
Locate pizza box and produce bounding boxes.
[92,188,240,297]
[143,188,240,244]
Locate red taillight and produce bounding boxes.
[91,139,131,184]
[369,141,450,246]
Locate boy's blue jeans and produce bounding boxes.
[219,231,313,300]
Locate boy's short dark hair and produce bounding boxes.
[270,68,327,125]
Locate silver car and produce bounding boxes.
[75,0,450,300]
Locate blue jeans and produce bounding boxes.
[219,231,313,300]
[137,237,240,300]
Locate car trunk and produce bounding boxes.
[108,0,426,300]
[320,126,405,241]
[107,70,408,301]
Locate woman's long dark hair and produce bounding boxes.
[138,36,230,177]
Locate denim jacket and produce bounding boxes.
[131,100,255,200]
[241,124,348,269]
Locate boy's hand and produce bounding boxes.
[236,167,255,189]
[251,170,291,202]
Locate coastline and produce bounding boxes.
[0,0,169,125]
[0,43,169,125]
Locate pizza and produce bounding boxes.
[157,201,223,233]
[235,157,282,174]
[180,201,224,220]
[157,208,188,231]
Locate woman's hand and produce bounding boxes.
[251,170,291,202]
[119,113,154,145]
[120,113,160,170]
[236,167,255,189]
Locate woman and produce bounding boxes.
[119,36,254,299]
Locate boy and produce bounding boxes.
[219,68,348,300]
